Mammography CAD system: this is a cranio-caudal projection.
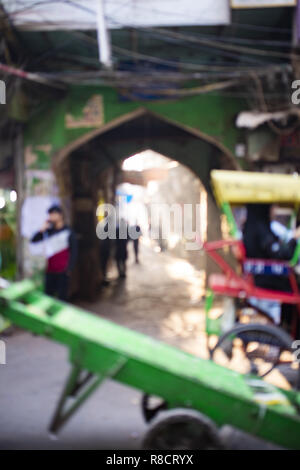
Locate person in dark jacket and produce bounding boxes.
[98,211,112,286]
[243,203,300,291]
[115,219,129,279]
[31,204,77,300]
[129,223,142,263]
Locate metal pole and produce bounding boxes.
[292,1,299,46]
[15,124,24,280]
[96,0,112,69]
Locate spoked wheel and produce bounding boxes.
[210,323,298,388]
[217,299,274,337]
[142,409,224,450]
[237,302,275,326]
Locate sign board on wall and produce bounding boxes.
[231,0,296,8]
[65,95,104,129]
[3,0,230,30]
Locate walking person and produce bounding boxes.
[115,218,129,278]
[31,204,77,300]
[98,211,112,286]
[130,223,142,263]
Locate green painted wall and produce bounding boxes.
[22,85,246,277]
[24,85,246,170]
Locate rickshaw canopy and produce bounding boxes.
[211,170,300,206]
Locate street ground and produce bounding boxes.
[0,240,281,449]
[78,239,208,357]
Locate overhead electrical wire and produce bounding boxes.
[5,2,289,77]
[1,1,293,67]
[2,0,294,35]
[0,0,294,100]
[2,0,294,62]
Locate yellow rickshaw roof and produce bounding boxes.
[211,170,300,206]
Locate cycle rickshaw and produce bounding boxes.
[204,170,300,390]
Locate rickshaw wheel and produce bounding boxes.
[142,409,224,450]
[210,323,298,386]
[237,302,275,326]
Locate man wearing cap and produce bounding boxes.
[31,204,77,300]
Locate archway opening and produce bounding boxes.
[55,110,233,303]
[74,148,215,355]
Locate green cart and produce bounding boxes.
[0,279,300,449]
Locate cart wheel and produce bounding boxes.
[142,394,168,423]
[210,323,298,386]
[142,408,224,450]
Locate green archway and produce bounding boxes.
[55,108,236,299]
